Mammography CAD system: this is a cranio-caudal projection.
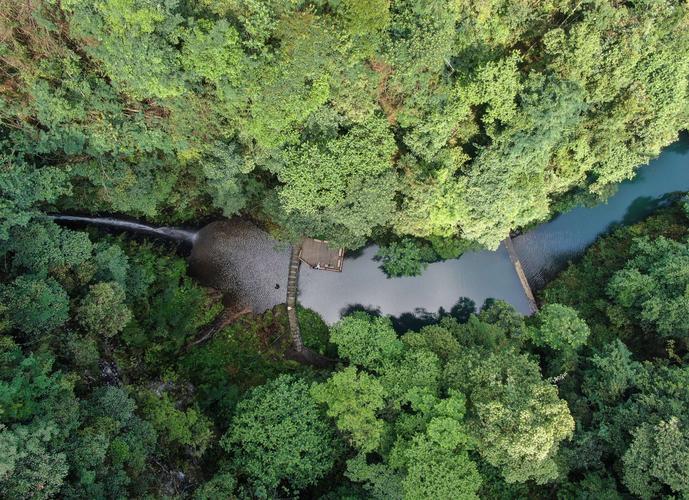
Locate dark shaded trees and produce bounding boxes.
[0,275,69,338]
[0,222,227,497]
[540,203,689,498]
[2,1,689,498]
[0,338,78,499]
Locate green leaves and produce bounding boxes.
[402,433,481,500]
[530,303,590,351]
[0,421,70,500]
[68,386,157,497]
[582,340,640,408]
[63,0,185,100]
[450,348,574,484]
[1,0,689,497]
[0,222,232,495]
[314,310,576,492]
[311,367,386,453]
[198,142,252,217]
[607,236,689,339]
[77,282,132,338]
[329,312,403,370]
[180,19,244,87]
[6,221,93,275]
[0,275,69,338]
[223,375,337,494]
[335,0,390,36]
[474,380,573,484]
[139,391,212,455]
[277,116,398,247]
[4,0,688,249]
[623,418,689,498]
[375,238,437,277]
[0,156,69,241]
[0,340,78,499]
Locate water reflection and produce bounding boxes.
[299,244,533,324]
[53,137,689,325]
[189,219,291,313]
[340,297,477,333]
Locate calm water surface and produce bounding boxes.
[299,136,689,324]
[53,138,689,323]
[299,244,533,322]
[515,138,689,288]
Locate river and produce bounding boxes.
[52,136,689,326]
[298,135,689,324]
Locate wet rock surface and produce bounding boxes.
[188,219,291,313]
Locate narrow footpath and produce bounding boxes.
[285,244,336,368]
[287,245,304,352]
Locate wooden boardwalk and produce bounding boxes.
[287,245,304,351]
[504,237,538,314]
[284,244,336,368]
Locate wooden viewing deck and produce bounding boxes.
[299,238,344,272]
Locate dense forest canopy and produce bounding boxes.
[537,202,689,500]
[1,0,688,248]
[6,208,689,497]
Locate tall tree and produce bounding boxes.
[222,375,338,496]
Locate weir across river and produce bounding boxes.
[297,135,689,323]
[504,237,538,314]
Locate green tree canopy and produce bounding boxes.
[0,338,79,499]
[275,117,398,247]
[314,310,574,493]
[607,237,689,342]
[329,312,403,370]
[222,375,338,496]
[375,238,437,277]
[0,275,69,338]
[3,0,688,247]
[623,417,689,498]
[530,303,590,351]
[77,282,132,338]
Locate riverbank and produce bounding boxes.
[49,136,689,328]
[298,136,689,324]
[514,137,689,288]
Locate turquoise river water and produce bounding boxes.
[298,136,689,324]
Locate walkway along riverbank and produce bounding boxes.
[51,214,334,366]
[503,237,538,314]
[285,244,336,368]
[47,135,689,326]
[286,245,303,351]
[50,213,541,325]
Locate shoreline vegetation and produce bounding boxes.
[3,0,689,498]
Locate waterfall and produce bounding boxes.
[48,214,198,243]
